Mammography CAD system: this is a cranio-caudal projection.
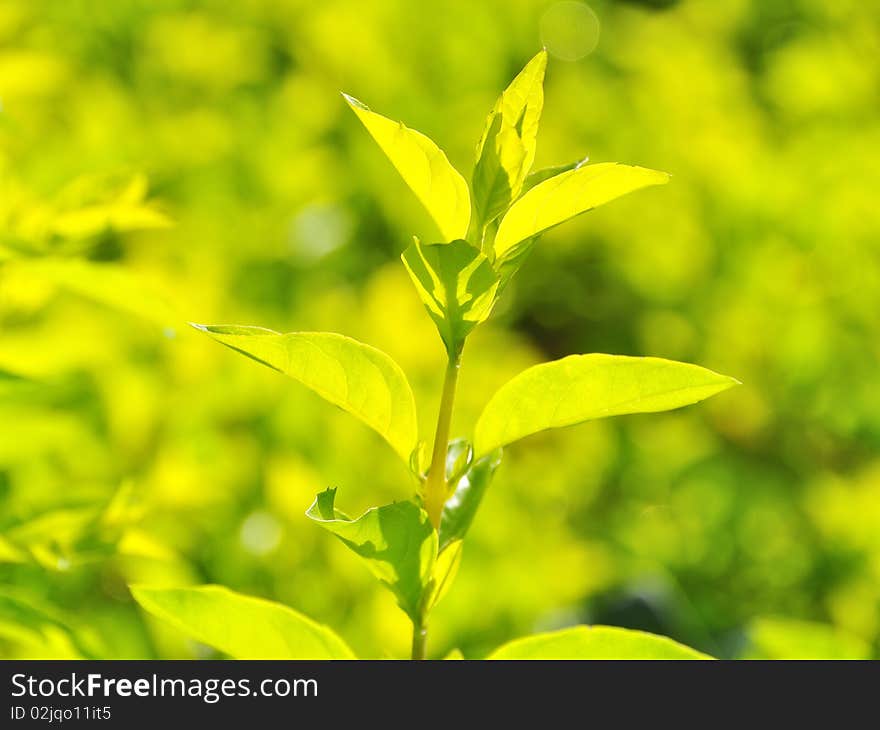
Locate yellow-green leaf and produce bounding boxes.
[8,258,177,328]
[474,354,739,457]
[193,325,419,463]
[426,539,462,610]
[305,489,436,621]
[522,157,587,194]
[494,162,670,259]
[472,50,547,228]
[488,625,711,659]
[400,239,499,354]
[344,94,470,241]
[131,585,355,659]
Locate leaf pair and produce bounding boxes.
[132,584,710,659]
[346,51,668,263]
[346,51,668,353]
[193,326,738,473]
[400,239,499,356]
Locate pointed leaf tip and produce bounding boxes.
[341,92,368,110]
[346,96,470,240]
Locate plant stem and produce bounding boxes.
[423,351,461,529]
[411,619,428,660]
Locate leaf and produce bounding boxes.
[306,489,437,621]
[488,625,711,659]
[472,50,547,228]
[344,94,470,241]
[444,437,473,485]
[494,236,538,292]
[8,258,177,329]
[49,173,172,240]
[474,354,739,457]
[521,157,588,195]
[426,539,462,610]
[193,325,418,463]
[51,202,171,239]
[439,448,502,551]
[401,239,499,354]
[494,162,670,260]
[131,585,355,659]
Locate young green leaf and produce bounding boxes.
[444,437,473,486]
[306,489,437,621]
[344,94,470,241]
[9,258,177,329]
[401,239,500,355]
[494,162,670,260]
[521,157,587,195]
[131,585,355,659]
[474,354,739,457]
[439,448,502,551]
[192,325,418,463]
[488,625,711,659]
[0,589,99,658]
[472,50,547,229]
[426,539,463,610]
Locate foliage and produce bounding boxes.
[1,0,877,660]
[133,49,734,659]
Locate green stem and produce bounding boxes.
[423,351,461,529]
[411,618,428,660]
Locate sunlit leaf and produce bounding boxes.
[306,488,436,620]
[131,585,355,659]
[488,625,711,659]
[472,50,547,228]
[474,354,739,457]
[444,437,473,486]
[521,157,587,195]
[49,173,172,240]
[426,539,462,610]
[51,204,171,239]
[8,258,177,328]
[439,447,502,551]
[344,94,470,240]
[494,162,670,259]
[193,325,419,463]
[401,239,499,354]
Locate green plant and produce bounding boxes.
[132,51,738,660]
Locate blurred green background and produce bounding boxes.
[1,0,878,659]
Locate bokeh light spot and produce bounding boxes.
[540,2,601,61]
[240,511,282,556]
